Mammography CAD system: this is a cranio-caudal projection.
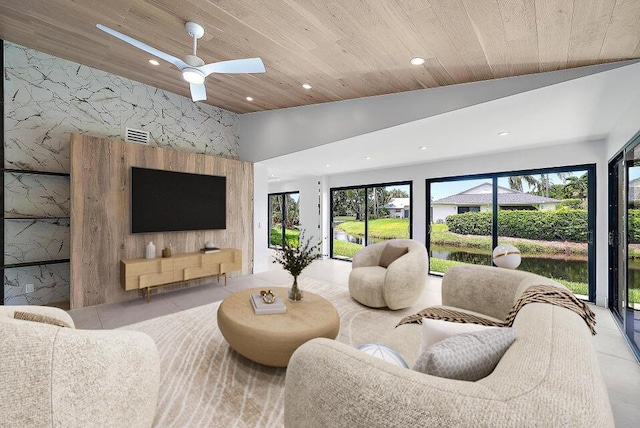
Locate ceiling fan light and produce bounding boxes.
[182,68,205,84]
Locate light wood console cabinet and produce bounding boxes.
[121,249,242,301]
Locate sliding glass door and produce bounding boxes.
[609,141,640,359]
[331,181,411,260]
[427,165,595,300]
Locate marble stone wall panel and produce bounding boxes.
[4,41,240,175]
[4,173,70,218]
[118,79,240,157]
[4,263,70,306]
[4,219,70,265]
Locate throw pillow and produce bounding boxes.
[14,311,71,328]
[413,328,516,381]
[420,318,499,353]
[378,244,408,268]
[357,343,409,368]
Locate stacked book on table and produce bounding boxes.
[250,292,286,315]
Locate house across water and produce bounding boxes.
[432,183,559,223]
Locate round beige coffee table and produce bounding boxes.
[217,287,340,367]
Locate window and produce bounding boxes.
[457,206,480,214]
[268,192,300,248]
[330,181,412,260]
[427,165,595,300]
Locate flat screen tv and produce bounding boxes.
[131,167,226,233]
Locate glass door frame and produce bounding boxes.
[329,180,413,260]
[608,153,624,321]
[608,131,640,361]
[426,163,596,302]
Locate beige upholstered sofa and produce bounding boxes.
[0,305,160,428]
[349,239,428,309]
[285,264,614,427]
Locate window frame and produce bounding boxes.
[267,191,300,249]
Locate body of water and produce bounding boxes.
[334,230,640,288]
[431,247,588,283]
[333,229,386,245]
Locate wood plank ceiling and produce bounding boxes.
[1,0,639,114]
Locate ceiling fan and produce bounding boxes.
[96,22,266,102]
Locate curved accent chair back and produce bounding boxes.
[348,239,428,310]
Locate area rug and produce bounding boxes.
[121,277,423,428]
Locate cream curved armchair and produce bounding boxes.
[0,305,160,428]
[348,239,428,310]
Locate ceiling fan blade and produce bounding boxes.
[190,83,207,102]
[199,58,266,76]
[96,24,189,70]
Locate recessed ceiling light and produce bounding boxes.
[410,57,425,66]
[148,59,160,66]
[365,156,371,160]
[302,83,312,90]
[246,96,254,101]
[498,131,509,136]
[325,164,331,167]
[419,146,427,150]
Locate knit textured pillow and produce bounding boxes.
[413,328,515,381]
[378,244,408,268]
[420,318,499,354]
[14,311,70,328]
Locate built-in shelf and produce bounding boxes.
[2,165,71,302]
[2,168,70,177]
[2,259,70,269]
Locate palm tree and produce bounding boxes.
[508,175,539,192]
[564,175,588,199]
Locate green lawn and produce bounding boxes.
[335,218,410,240]
[270,228,300,247]
[332,240,362,259]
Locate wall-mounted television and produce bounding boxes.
[131,167,226,233]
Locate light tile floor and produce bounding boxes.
[68,258,640,427]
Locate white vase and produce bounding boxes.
[145,242,156,259]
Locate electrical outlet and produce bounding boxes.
[25,284,35,293]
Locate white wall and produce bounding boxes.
[259,139,610,305]
[253,164,269,273]
[240,62,633,163]
[266,177,323,254]
[606,84,640,159]
[433,206,457,223]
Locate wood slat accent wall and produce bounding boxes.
[69,133,253,309]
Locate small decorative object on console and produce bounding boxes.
[492,244,521,269]
[162,245,172,258]
[272,230,321,302]
[145,241,156,259]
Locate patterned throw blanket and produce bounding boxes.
[397,285,597,335]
